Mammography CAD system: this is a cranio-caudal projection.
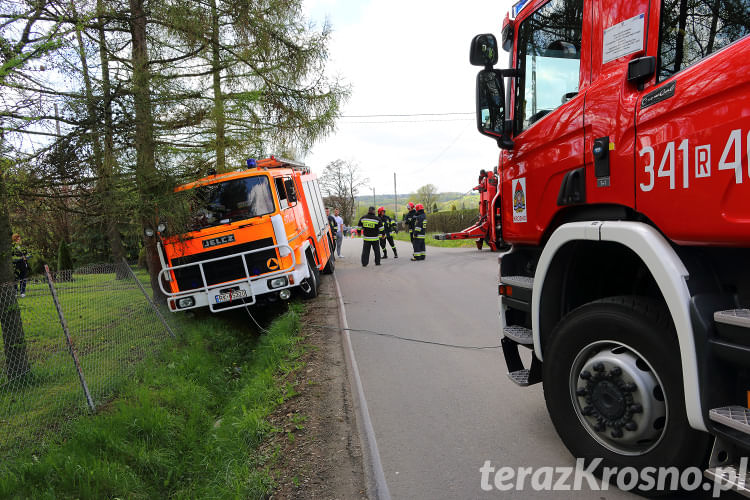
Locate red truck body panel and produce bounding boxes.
[498,0,750,247]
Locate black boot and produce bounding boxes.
[382,251,388,259]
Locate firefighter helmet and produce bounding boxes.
[377,206,385,215]
[407,202,415,209]
[415,203,424,211]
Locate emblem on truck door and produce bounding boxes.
[641,81,676,109]
[202,234,235,248]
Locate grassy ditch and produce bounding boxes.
[0,303,305,499]
[391,231,479,248]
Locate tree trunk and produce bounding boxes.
[74,4,126,278]
[129,0,166,304]
[97,0,127,278]
[211,0,227,173]
[0,156,30,381]
[674,0,689,74]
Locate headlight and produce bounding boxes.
[279,289,291,300]
[177,296,195,309]
[157,222,167,233]
[268,277,289,289]
[144,227,155,237]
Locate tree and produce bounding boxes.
[319,159,368,225]
[432,202,438,213]
[415,184,438,212]
[0,1,65,380]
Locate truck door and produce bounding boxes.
[502,0,589,244]
[635,1,750,245]
[584,0,651,209]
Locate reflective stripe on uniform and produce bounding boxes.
[364,237,380,241]
[416,235,426,238]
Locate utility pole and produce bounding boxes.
[372,187,376,208]
[393,172,397,218]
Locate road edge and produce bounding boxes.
[333,274,392,500]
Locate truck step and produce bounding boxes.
[715,309,750,328]
[710,406,750,435]
[503,325,533,345]
[507,369,532,387]
[704,463,750,498]
[501,275,534,289]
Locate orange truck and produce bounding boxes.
[154,156,335,313]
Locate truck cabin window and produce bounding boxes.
[515,0,584,133]
[188,176,275,229]
[658,0,750,81]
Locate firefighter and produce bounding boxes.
[377,207,398,259]
[405,202,416,242]
[411,203,427,261]
[325,208,337,248]
[357,206,384,267]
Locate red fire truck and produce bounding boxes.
[154,156,335,313]
[472,0,749,493]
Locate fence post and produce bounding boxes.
[122,259,176,339]
[44,265,96,413]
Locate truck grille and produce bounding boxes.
[171,238,277,291]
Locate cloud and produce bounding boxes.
[303,0,515,195]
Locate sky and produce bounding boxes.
[301,0,515,197]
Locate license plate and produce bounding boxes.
[215,289,248,303]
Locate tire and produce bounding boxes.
[542,296,709,495]
[321,252,335,275]
[300,251,319,299]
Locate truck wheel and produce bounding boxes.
[321,252,335,274]
[300,252,319,299]
[542,296,709,492]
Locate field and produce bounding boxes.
[0,267,305,498]
[391,231,480,248]
[0,269,169,457]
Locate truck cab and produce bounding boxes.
[155,156,334,313]
[472,0,750,494]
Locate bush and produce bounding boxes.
[426,208,480,233]
[57,240,73,271]
[29,255,49,276]
[138,247,147,269]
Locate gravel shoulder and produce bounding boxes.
[266,274,367,499]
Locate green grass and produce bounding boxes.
[0,300,305,499]
[391,231,480,248]
[1,270,167,455]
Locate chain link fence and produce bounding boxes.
[0,261,176,459]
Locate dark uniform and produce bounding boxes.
[411,206,427,261]
[405,206,417,242]
[12,241,31,296]
[357,207,384,266]
[326,210,337,249]
[378,209,398,258]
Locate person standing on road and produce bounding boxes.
[405,202,416,243]
[411,204,427,261]
[357,206,384,267]
[333,208,345,257]
[11,234,31,297]
[377,207,398,258]
[325,208,338,255]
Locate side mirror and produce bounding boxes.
[284,179,297,203]
[470,34,499,67]
[476,69,507,143]
[501,15,514,52]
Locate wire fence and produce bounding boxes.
[0,261,176,459]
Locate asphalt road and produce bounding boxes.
[333,237,637,500]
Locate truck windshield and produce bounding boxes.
[186,175,276,229]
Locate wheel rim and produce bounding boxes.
[569,341,668,456]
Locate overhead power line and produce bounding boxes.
[340,112,473,118]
